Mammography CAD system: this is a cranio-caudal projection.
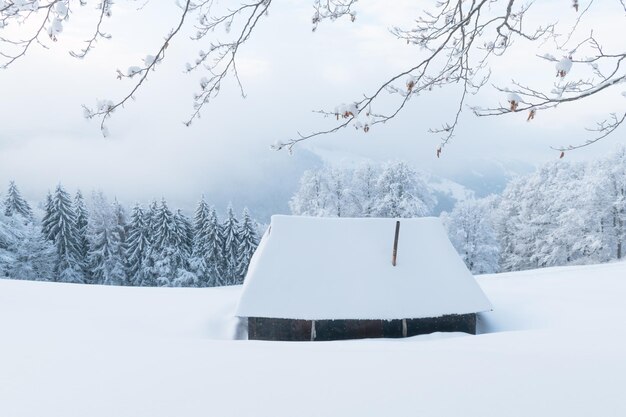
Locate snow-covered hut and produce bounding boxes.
[236,215,492,341]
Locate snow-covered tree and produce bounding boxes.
[324,167,352,217]
[111,199,129,284]
[443,198,500,274]
[221,204,240,285]
[289,169,329,217]
[125,204,152,286]
[350,162,379,217]
[204,206,224,287]
[594,147,626,260]
[41,192,54,241]
[170,209,196,287]
[0,210,21,277]
[174,209,193,257]
[3,217,55,281]
[0,184,53,281]
[236,208,259,283]
[73,190,90,275]
[3,181,33,220]
[149,199,194,286]
[190,197,211,286]
[87,192,126,286]
[373,161,436,218]
[494,159,608,271]
[43,184,85,283]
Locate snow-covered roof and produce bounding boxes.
[236,215,492,320]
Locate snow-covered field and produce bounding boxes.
[1,262,625,417]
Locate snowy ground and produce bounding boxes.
[1,262,625,417]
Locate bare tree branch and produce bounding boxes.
[1,0,624,152]
[82,0,193,136]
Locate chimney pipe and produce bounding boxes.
[392,221,400,266]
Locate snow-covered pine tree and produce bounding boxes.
[190,197,211,286]
[170,209,196,287]
[3,181,33,220]
[174,209,193,257]
[41,192,54,241]
[125,204,152,286]
[87,192,126,285]
[152,199,175,253]
[221,204,240,285]
[236,208,258,283]
[5,217,56,281]
[0,210,20,277]
[140,199,160,285]
[150,199,191,286]
[46,184,85,283]
[111,199,129,285]
[205,206,224,287]
[73,190,90,278]
[1,186,54,280]
[146,199,159,241]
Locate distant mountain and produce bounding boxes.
[434,157,535,198]
[424,173,475,214]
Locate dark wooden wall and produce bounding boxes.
[247,314,476,341]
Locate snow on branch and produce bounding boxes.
[275,0,625,155]
[0,0,624,150]
[183,0,272,126]
[312,0,358,31]
[82,0,193,136]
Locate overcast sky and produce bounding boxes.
[0,0,623,216]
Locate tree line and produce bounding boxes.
[289,161,437,218]
[444,146,626,274]
[0,183,259,287]
[291,149,626,275]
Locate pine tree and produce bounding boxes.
[87,192,126,285]
[0,210,20,277]
[221,204,240,285]
[236,208,258,283]
[140,199,160,285]
[125,204,152,286]
[205,206,224,286]
[170,209,196,287]
[190,197,211,286]
[152,199,176,252]
[41,192,54,241]
[5,218,56,281]
[46,184,84,283]
[73,190,90,278]
[174,209,193,256]
[150,199,189,286]
[111,199,129,284]
[4,181,33,220]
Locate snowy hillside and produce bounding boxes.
[1,262,626,416]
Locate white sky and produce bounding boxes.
[0,0,624,216]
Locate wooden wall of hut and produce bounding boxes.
[247,314,476,341]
